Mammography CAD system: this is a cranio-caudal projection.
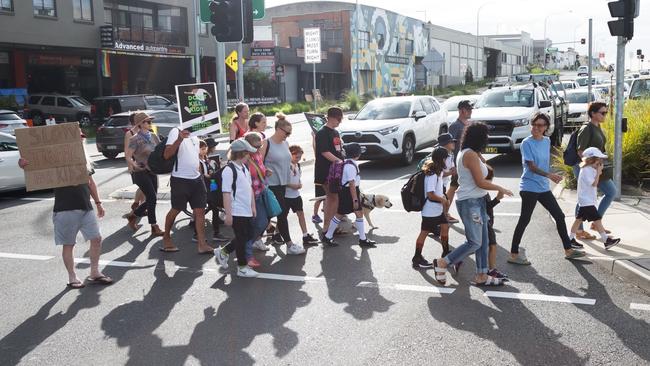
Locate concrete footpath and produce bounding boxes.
[554,184,650,294]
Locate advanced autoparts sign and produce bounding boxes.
[112,41,185,55]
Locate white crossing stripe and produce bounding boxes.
[74,258,142,268]
[484,291,596,305]
[357,281,455,294]
[0,252,54,261]
[630,303,650,311]
[256,273,326,283]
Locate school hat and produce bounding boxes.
[457,100,473,110]
[230,138,257,153]
[435,133,456,147]
[205,137,218,149]
[582,147,608,159]
[343,143,362,158]
[132,111,154,126]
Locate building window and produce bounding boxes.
[358,30,369,49]
[502,52,507,63]
[405,39,414,55]
[1,0,13,12]
[199,21,208,36]
[392,36,399,54]
[33,0,56,17]
[73,0,92,21]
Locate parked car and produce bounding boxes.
[91,94,177,124]
[441,95,480,124]
[565,89,604,130]
[575,77,597,87]
[95,109,180,159]
[26,93,92,127]
[338,95,448,165]
[470,83,561,153]
[546,81,569,133]
[577,66,589,76]
[558,80,580,90]
[0,132,25,192]
[628,76,650,100]
[0,110,28,135]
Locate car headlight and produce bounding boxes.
[378,125,400,135]
[513,118,529,127]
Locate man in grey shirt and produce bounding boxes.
[445,99,474,224]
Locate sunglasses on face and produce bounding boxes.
[532,123,547,128]
[281,128,292,136]
[598,111,608,116]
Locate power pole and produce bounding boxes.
[237,42,244,102]
[587,18,593,98]
[215,40,227,115]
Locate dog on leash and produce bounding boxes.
[310,192,393,229]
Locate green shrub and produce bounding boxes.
[343,90,360,111]
[551,146,577,189]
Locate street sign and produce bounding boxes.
[252,0,265,20]
[225,50,239,72]
[199,0,211,23]
[546,47,558,53]
[303,27,321,64]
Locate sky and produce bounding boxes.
[266,0,650,70]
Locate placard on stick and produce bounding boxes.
[15,123,88,191]
[175,82,221,137]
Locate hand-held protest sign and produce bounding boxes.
[175,82,221,137]
[15,122,88,191]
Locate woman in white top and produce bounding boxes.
[432,123,513,286]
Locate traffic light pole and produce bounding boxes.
[587,18,592,98]
[237,42,244,102]
[614,35,626,200]
[215,40,227,117]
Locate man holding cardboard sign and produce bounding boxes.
[16,123,112,289]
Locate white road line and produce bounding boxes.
[630,303,650,311]
[357,281,455,294]
[484,291,596,305]
[364,174,411,193]
[74,258,142,268]
[0,252,54,261]
[256,273,325,283]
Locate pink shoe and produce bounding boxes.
[247,258,261,268]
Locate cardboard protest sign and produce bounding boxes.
[175,82,221,137]
[15,122,88,191]
[304,113,327,134]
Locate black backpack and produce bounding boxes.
[147,130,179,174]
[401,170,427,212]
[563,123,593,166]
[211,162,238,208]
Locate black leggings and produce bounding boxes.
[269,185,291,242]
[511,190,571,254]
[133,171,158,225]
[224,216,254,266]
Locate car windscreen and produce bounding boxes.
[475,89,534,108]
[630,79,650,99]
[105,116,130,127]
[70,97,90,106]
[566,92,594,103]
[0,113,22,121]
[355,100,412,120]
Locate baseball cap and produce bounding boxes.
[457,100,473,110]
[230,138,257,153]
[582,147,608,159]
[435,133,456,147]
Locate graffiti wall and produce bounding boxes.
[350,5,427,96]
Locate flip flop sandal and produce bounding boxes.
[159,246,180,253]
[565,250,586,260]
[507,256,531,265]
[86,276,113,285]
[433,259,447,285]
[472,276,505,287]
[67,281,85,289]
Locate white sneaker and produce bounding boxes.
[214,248,229,270]
[237,265,259,278]
[253,239,269,251]
[286,243,306,255]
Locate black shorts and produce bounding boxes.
[338,186,362,215]
[170,176,207,211]
[315,184,326,198]
[576,205,601,222]
[285,196,304,213]
[449,174,459,188]
[488,219,497,245]
[421,214,449,231]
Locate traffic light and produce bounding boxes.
[637,49,642,56]
[607,0,640,40]
[580,38,586,45]
[210,0,244,42]
[241,0,254,44]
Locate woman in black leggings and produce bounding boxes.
[509,113,585,264]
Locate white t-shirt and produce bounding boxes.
[285,163,301,199]
[221,161,253,217]
[341,160,360,187]
[166,128,200,179]
[443,154,454,188]
[422,173,444,217]
[577,165,598,207]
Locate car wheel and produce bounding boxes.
[78,114,91,127]
[103,152,119,159]
[401,135,415,166]
[32,112,43,126]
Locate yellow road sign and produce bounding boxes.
[225,50,238,72]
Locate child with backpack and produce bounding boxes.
[322,143,377,248]
[413,147,451,268]
[286,145,320,246]
[569,147,621,249]
[484,167,508,279]
[214,139,259,278]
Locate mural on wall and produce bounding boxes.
[351,5,427,97]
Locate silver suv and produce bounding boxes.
[26,94,92,127]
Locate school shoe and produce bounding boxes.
[214,248,229,270]
[570,238,584,249]
[359,238,377,247]
[253,239,270,251]
[303,234,319,246]
[237,265,259,278]
[604,237,621,250]
[287,243,306,255]
[322,236,338,247]
[487,268,509,280]
[412,255,433,269]
[312,215,323,224]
